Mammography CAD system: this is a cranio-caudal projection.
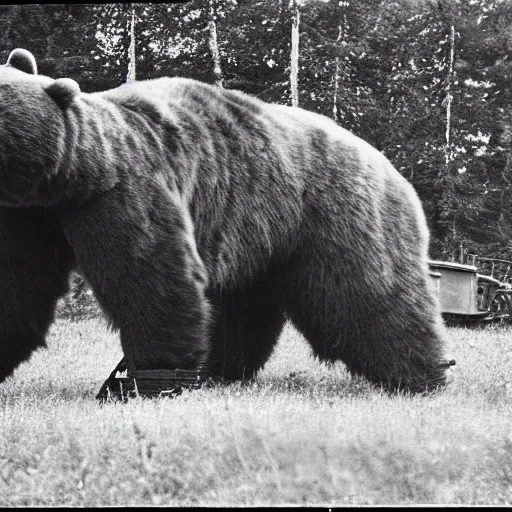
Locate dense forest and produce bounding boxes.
[1,0,512,263]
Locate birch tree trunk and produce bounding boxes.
[445,24,455,165]
[333,2,349,121]
[332,24,343,122]
[498,122,512,240]
[445,24,456,241]
[126,5,136,83]
[290,0,300,107]
[207,0,223,88]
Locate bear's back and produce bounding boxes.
[92,76,416,216]
[95,76,383,171]
[0,62,52,86]
[96,77,268,133]
[93,77,420,221]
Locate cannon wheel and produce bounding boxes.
[488,290,512,322]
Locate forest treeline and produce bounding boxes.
[1,0,512,262]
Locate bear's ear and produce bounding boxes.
[44,78,81,108]
[6,48,37,75]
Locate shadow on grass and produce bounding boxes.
[256,371,375,398]
[1,371,456,404]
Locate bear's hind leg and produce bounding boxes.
[207,276,286,381]
[282,254,448,393]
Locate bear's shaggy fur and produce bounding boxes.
[0,50,75,380]
[0,49,449,392]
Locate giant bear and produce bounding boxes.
[0,48,450,393]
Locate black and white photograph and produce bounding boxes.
[0,0,510,506]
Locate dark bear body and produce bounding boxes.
[0,50,75,380]
[0,49,449,392]
[0,207,74,379]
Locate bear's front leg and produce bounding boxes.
[0,207,74,383]
[58,180,211,384]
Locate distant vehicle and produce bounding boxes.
[428,257,512,323]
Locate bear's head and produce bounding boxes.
[0,49,81,206]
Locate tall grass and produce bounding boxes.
[1,319,512,506]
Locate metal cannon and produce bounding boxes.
[429,257,512,323]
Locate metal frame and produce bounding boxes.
[428,258,512,322]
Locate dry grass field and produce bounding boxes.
[1,317,512,506]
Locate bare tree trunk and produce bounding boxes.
[207,0,223,88]
[333,2,349,121]
[446,24,456,240]
[441,22,456,246]
[126,5,136,83]
[498,124,512,240]
[290,0,300,107]
[332,24,342,122]
[445,24,455,165]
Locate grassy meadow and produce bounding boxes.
[1,316,512,506]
